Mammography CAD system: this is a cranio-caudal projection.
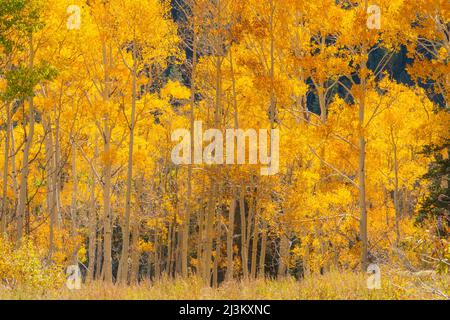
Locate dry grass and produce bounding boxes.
[1,269,449,300]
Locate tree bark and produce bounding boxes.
[70,140,79,265]
[239,186,248,279]
[130,220,140,284]
[43,117,56,258]
[359,0,369,272]
[250,210,258,279]
[1,102,11,236]
[101,41,113,283]
[87,158,97,282]
[258,220,267,278]
[182,12,198,279]
[278,232,289,277]
[226,190,236,281]
[119,48,137,284]
[392,131,401,246]
[17,34,35,243]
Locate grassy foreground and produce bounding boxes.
[1,269,449,300]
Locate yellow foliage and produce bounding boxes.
[0,238,64,290]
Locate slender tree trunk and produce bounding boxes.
[93,139,102,281]
[206,0,222,285]
[203,181,215,285]
[70,140,79,265]
[278,233,289,277]
[171,214,178,276]
[54,107,62,227]
[317,85,327,123]
[167,220,173,276]
[130,220,140,284]
[359,80,368,264]
[95,224,103,280]
[250,210,258,279]
[226,48,240,282]
[303,242,311,278]
[1,102,11,236]
[101,41,113,283]
[383,187,390,226]
[358,110,368,266]
[87,159,97,282]
[10,128,18,211]
[246,197,254,273]
[197,198,205,277]
[213,215,220,288]
[102,118,113,283]
[119,50,137,284]
[358,0,369,272]
[239,186,248,279]
[268,0,276,128]
[392,133,401,245]
[176,229,182,276]
[154,232,160,281]
[226,190,236,281]
[147,251,153,280]
[17,34,35,243]
[182,14,198,279]
[258,220,267,278]
[43,117,56,258]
